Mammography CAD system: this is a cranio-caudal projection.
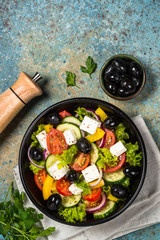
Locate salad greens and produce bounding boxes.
[58,204,86,223]
[57,145,78,169]
[29,160,45,174]
[75,175,91,196]
[125,142,143,166]
[31,124,44,148]
[65,71,80,88]
[0,183,55,240]
[96,148,118,170]
[75,107,95,121]
[80,56,97,79]
[115,123,129,142]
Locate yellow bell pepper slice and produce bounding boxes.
[42,175,57,200]
[86,128,105,142]
[44,124,53,134]
[107,191,119,202]
[90,179,105,189]
[95,107,108,122]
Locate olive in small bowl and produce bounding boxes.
[99,54,146,100]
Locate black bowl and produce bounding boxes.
[19,97,147,226]
[99,54,146,100]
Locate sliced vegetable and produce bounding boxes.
[45,154,58,176]
[103,129,116,148]
[59,110,71,119]
[103,167,125,184]
[44,124,53,133]
[85,108,101,121]
[107,192,119,202]
[56,177,72,196]
[71,152,90,171]
[95,107,108,122]
[89,169,103,187]
[28,145,45,169]
[96,148,118,170]
[34,169,47,191]
[56,123,82,139]
[61,194,81,208]
[42,175,57,200]
[43,149,50,160]
[47,128,68,155]
[93,200,116,218]
[62,116,81,126]
[86,193,107,213]
[86,128,105,142]
[104,153,126,173]
[90,179,105,189]
[90,143,99,164]
[83,188,101,202]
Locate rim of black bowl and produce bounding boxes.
[99,54,146,101]
[19,97,147,226]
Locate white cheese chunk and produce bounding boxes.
[80,116,101,134]
[82,164,100,183]
[36,130,47,149]
[110,141,127,157]
[63,129,77,145]
[48,161,69,180]
[69,183,83,195]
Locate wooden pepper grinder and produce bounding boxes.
[0,72,43,134]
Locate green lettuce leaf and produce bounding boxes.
[121,177,130,188]
[58,204,86,223]
[102,185,111,196]
[75,175,91,196]
[75,107,94,121]
[29,161,45,174]
[31,124,45,148]
[56,145,78,169]
[115,123,129,142]
[125,142,143,166]
[96,148,118,170]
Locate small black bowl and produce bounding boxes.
[99,54,146,100]
[19,98,147,226]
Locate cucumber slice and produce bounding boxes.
[62,116,81,126]
[93,200,116,218]
[104,168,125,185]
[56,123,82,139]
[61,194,81,208]
[45,155,58,175]
[90,143,99,164]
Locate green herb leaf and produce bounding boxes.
[121,177,130,188]
[65,71,80,88]
[102,185,111,196]
[75,175,91,196]
[115,123,129,142]
[31,124,45,148]
[58,204,86,223]
[80,56,97,78]
[96,148,118,170]
[57,145,78,169]
[125,142,143,166]
[75,107,95,121]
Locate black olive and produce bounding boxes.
[103,116,118,129]
[66,170,79,182]
[111,184,128,198]
[30,147,43,161]
[105,82,117,94]
[104,64,113,75]
[125,81,136,94]
[47,193,62,211]
[131,76,142,88]
[111,58,127,73]
[123,166,140,178]
[129,61,142,77]
[104,72,123,84]
[76,138,91,154]
[117,87,126,97]
[47,112,62,126]
[120,79,128,88]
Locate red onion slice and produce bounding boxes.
[85,108,101,121]
[86,193,107,213]
[89,169,103,187]
[27,145,45,169]
[80,130,85,138]
[43,149,51,161]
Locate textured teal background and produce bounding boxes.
[0,0,160,239]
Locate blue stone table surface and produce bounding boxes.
[0,0,160,239]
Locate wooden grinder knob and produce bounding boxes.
[0,72,42,134]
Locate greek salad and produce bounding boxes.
[28,106,143,223]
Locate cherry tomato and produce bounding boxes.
[47,128,68,155]
[34,169,47,191]
[104,153,126,173]
[56,177,72,196]
[103,129,116,148]
[71,152,90,171]
[83,188,101,202]
[84,198,102,208]
[59,110,71,119]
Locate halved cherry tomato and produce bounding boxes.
[59,110,71,119]
[47,128,68,155]
[71,152,90,171]
[84,198,102,208]
[34,169,47,191]
[103,152,126,173]
[83,188,101,202]
[56,177,72,196]
[103,129,116,149]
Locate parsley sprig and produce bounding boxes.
[65,71,80,88]
[80,56,97,78]
[0,182,55,239]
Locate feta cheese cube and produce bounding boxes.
[69,183,83,195]
[82,164,100,183]
[110,141,127,157]
[48,161,69,180]
[36,130,47,149]
[63,129,77,145]
[80,116,101,135]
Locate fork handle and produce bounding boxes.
[0,72,42,134]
